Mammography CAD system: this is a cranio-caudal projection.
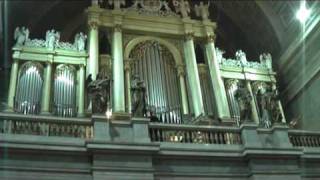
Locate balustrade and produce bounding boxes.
[289,130,320,147]
[0,113,93,139]
[149,123,242,145]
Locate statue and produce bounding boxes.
[131,75,146,117]
[259,53,273,70]
[269,84,283,124]
[173,0,190,18]
[74,32,87,51]
[45,29,60,49]
[194,1,210,20]
[235,50,247,65]
[256,83,272,128]
[235,83,252,125]
[87,73,111,114]
[14,27,29,46]
[215,47,225,64]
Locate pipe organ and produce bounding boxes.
[6,1,287,128]
[129,41,182,123]
[53,65,77,117]
[14,62,44,115]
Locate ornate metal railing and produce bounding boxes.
[289,130,320,147]
[0,113,93,139]
[149,123,242,145]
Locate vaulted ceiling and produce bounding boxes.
[5,0,313,65]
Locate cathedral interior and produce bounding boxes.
[0,0,320,180]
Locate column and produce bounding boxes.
[7,60,19,110]
[246,81,259,124]
[183,33,204,117]
[124,59,131,113]
[204,34,231,119]
[112,25,125,112]
[177,65,189,114]
[41,62,52,113]
[78,64,86,117]
[88,21,99,80]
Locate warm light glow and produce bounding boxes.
[105,108,112,119]
[296,0,311,23]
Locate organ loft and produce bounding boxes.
[0,1,319,180]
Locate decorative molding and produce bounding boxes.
[88,21,99,30]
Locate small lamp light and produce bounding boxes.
[296,0,311,23]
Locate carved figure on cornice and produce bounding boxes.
[131,75,146,117]
[235,83,252,123]
[74,32,87,51]
[130,0,176,17]
[235,50,247,66]
[14,26,29,46]
[195,1,210,20]
[259,53,273,70]
[215,47,225,64]
[108,0,125,10]
[45,29,60,49]
[173,0,190,18]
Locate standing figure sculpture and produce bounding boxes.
[14,27,29,46]
[131,75,146,117]
[45,29,60,49]
[235,83,252,125]
[74,32,87,51]
[256,83,272,128]
[87,73,111,114]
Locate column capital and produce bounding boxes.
[185,32,194,41]
[88,20,99,30]
[206,34,216,43]
[113,24,122,33]
[225,78,239,90]
[176,64,186,77]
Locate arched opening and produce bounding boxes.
[53,64,77,117]
[14,62,44,114]
[129,40,182,123]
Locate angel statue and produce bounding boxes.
[215,47,225,64]
[173,0,190,18]
[235,50,247,66]
[74,32,87,51]
[14,27,29,47]
[195,1,210,20]
[259,53,273,70]
[45,29,60,49]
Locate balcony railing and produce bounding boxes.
[149,123,242,145]
[0,112,93,139]
[289,129,320,147]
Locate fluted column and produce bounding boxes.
[88,21,99,80]
[41,62,52,113]
[177,65,189,115]
[246,81,259,124]
[78,64,86,117]
[7,60,19,110]
[124,59,132,113]
[183,33,204,117]
[112,25,125,112]
[204,34,231,119]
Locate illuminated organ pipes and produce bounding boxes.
[14,62,44,114]
[53,65,77,117]
[225,79,241,124]
[130,41,182,123]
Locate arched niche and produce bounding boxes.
[14,61,44,114]
[126,39,183,123]
[53,64,77,117]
